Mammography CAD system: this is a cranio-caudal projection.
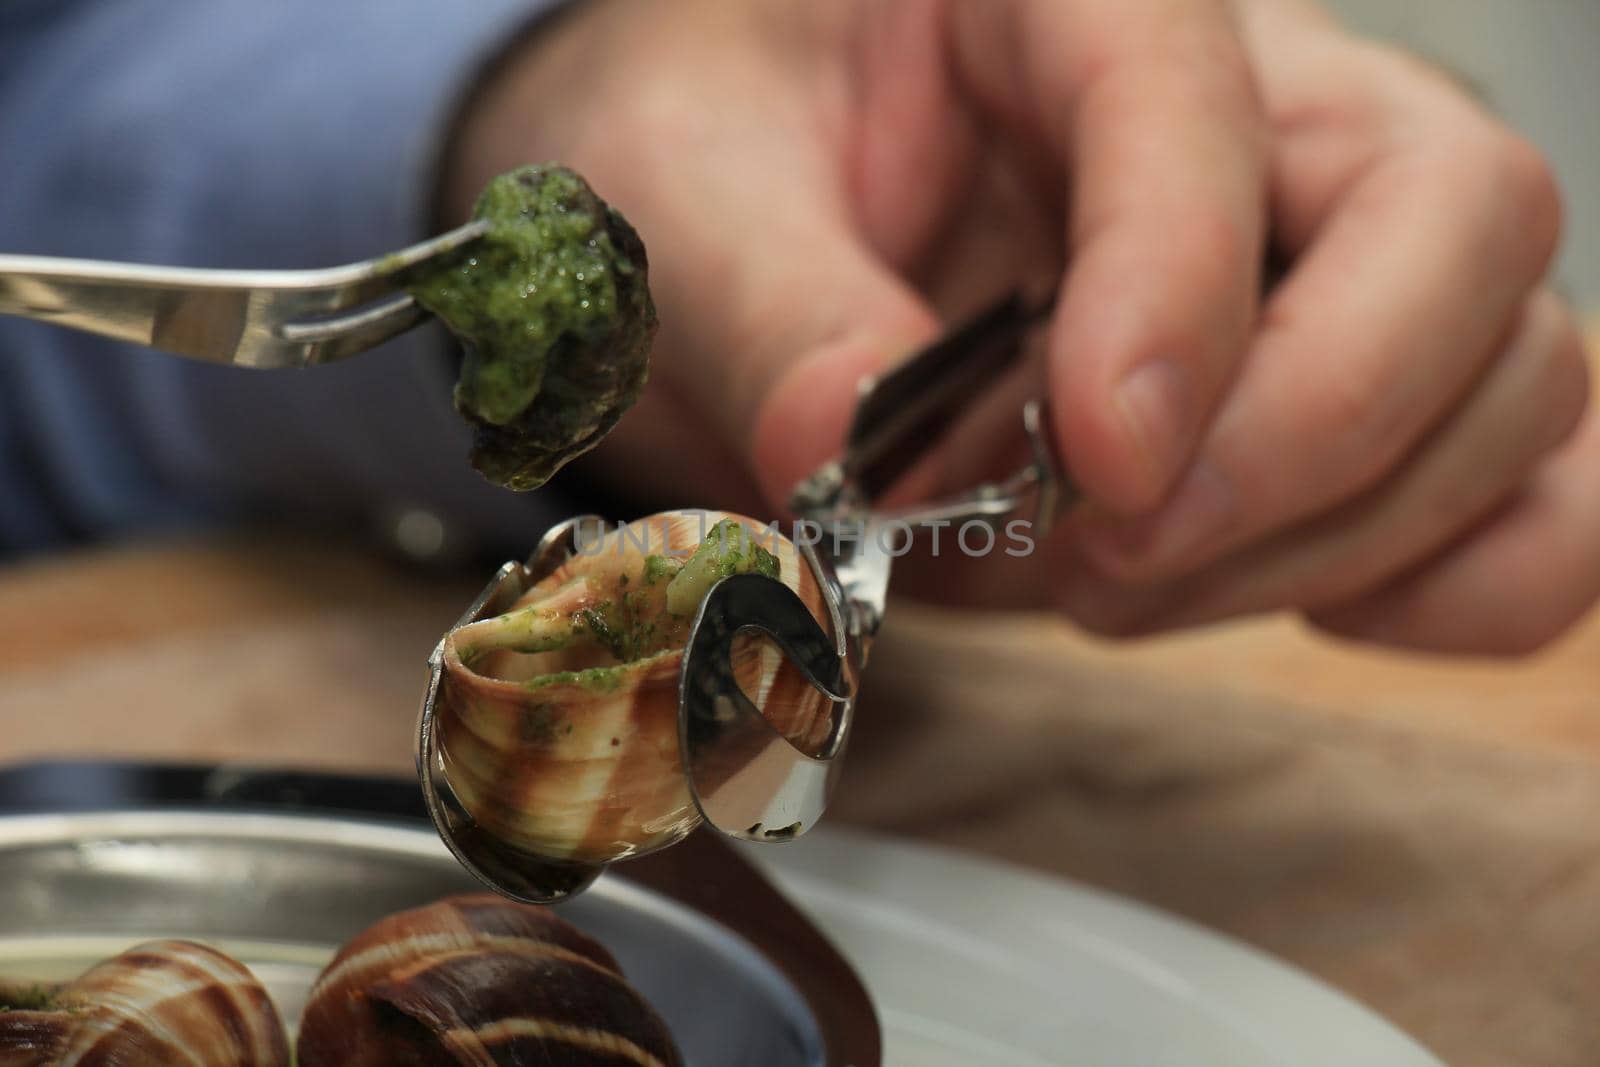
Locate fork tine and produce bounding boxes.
[279,293,430,365]
[260,220,488,363]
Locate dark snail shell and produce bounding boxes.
[0,939,291,1067]
[296,893,682,1067]
[435,510,836,865]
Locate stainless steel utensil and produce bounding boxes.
[0,221,488,367]
[789,290,1071,646]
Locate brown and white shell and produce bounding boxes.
[296,893,682,1067]
[0,939,291,1067]
[435,510,835,866]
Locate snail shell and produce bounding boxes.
[296,893,682,1067]
[0,939,290,1067]
[434,509,835,865]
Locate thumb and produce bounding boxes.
[656,198,938,511]
[741,241,939,511]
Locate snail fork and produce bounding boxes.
[0,220,488,368]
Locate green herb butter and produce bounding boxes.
[0,983,57,1012]
[507,521,780,692]
[641,554,682,585]
[408,164,657,491]
[665,520,781,616]
[523,652,677,693]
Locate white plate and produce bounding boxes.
[756,830,1446,1067]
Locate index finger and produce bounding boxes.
[950,0,1270,514]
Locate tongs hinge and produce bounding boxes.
[789,290,1071,638]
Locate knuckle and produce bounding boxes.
[1480,132,1564,275]
[1183,204,1257,279]
[1500,293,1592,457]
[1536,309,1591,449]
[1300,370,1408,496]
[1363,47,1564,280]
[1425,125,1563,278]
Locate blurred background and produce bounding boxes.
[0,4,1596,1067]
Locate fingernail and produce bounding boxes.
[1078,460,1235,575]
[1114,360,1193,502]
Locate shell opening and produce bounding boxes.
[454,518,783,687]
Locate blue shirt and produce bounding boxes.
[0,0,571,557]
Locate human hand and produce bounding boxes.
[445,0,1598,654]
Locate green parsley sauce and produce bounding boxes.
[0,983,57,1012]
[408,164,657,491]
[519,521,781,691]
[664,519,780,616]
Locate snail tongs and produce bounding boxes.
[417,291,1070,903]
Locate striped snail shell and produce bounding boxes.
[296,893,682,1067]
[0,939,291,1067]
[435,509,835,866]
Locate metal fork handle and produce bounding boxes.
[0,220,487,368]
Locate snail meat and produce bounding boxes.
[406,164,657,491]
[0,939,291,1066]
[435,510,835,865]
[296,893,682,1067]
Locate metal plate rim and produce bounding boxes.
[0,805,880,1067]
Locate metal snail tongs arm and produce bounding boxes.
[416,514,618,904]
[679,289,1074,843]
[790,289,1071,635]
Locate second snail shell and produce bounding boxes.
[0,939,290,1066]
[296,894,682,1067]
